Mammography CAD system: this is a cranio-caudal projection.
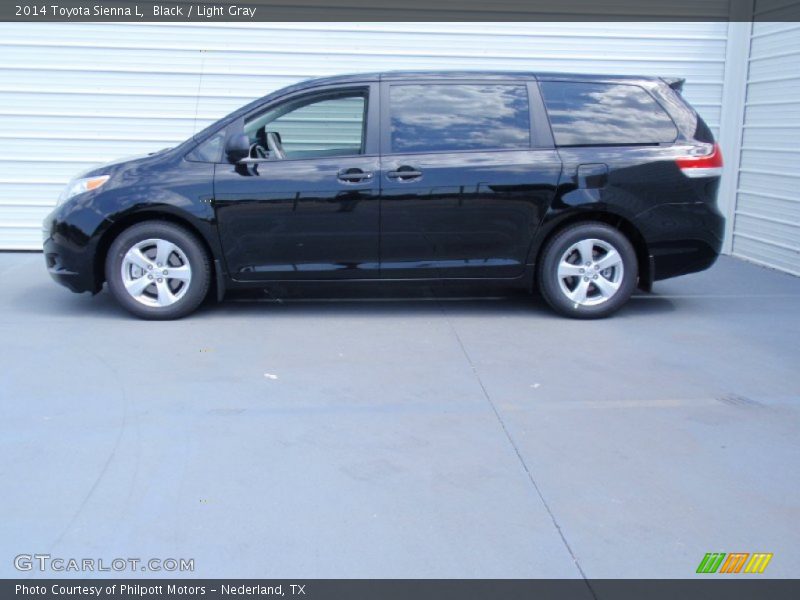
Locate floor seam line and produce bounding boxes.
[438,300,596,595]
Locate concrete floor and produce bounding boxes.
[0,252,798,579]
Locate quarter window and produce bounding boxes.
[540,81,678,146]
[186,131,224,163]
[244,90,367,159]
[389,84,531,153]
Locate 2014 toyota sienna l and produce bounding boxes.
[42,71,725,319]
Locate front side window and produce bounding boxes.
[244,90,366,160]
[540,81,678,146]
[389,84,531,153]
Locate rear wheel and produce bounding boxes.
[105,221,211,320]
[537,222,637,319]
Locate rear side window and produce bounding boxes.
[540,81,678,146]
[389,84,530,153]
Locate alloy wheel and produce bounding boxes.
[556,238,624,306]
[120,238,192,307]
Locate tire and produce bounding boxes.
[536,222,637,319]
[105,221,211,320]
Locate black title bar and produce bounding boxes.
[3,0,800,22]
[5,579,800,600]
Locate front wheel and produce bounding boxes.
[105,221,211,320]
[537,222,638,319]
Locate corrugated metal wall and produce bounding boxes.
[0,22,729,250]
[732,21,800,276]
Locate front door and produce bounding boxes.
[379,80,562,279]
[214,84,380,280]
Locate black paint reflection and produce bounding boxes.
[390,84,531,153]
[380,149,561,279]
[215,156,380,280]
[540,81,678,146]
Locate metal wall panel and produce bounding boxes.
[733,20,800,275]
[0,21,728,249]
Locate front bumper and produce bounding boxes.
[42,208,102,294]
[43,237,98,294]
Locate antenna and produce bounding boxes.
[193,49,207,136]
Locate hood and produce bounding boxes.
[75,147,175,180]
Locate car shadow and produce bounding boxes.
[216,281,676,318]
[10,281,123,318]
[14,280,676,320]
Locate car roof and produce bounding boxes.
[292,70,664,86]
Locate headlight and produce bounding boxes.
[57,175,110,205]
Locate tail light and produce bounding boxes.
[676,143,723,178]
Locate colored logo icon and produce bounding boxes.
[696,552,773,574]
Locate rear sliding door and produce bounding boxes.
[378,78,562,279]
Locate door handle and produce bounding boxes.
[387,166,422,181]
[337,168,373,183]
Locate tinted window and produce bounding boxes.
[390,84,530,153]
[540,82,678,146]
[245,91,366,159]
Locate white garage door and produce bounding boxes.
[0,22,729,249]
[732,21,800,276]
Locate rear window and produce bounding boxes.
[389,84,531,153]
[540,81,678,146]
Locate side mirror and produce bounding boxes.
[225,133,250,163]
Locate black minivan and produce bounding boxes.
[43,71,724,319]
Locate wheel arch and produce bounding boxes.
[530,210,653,292]
[94,209,221,293]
